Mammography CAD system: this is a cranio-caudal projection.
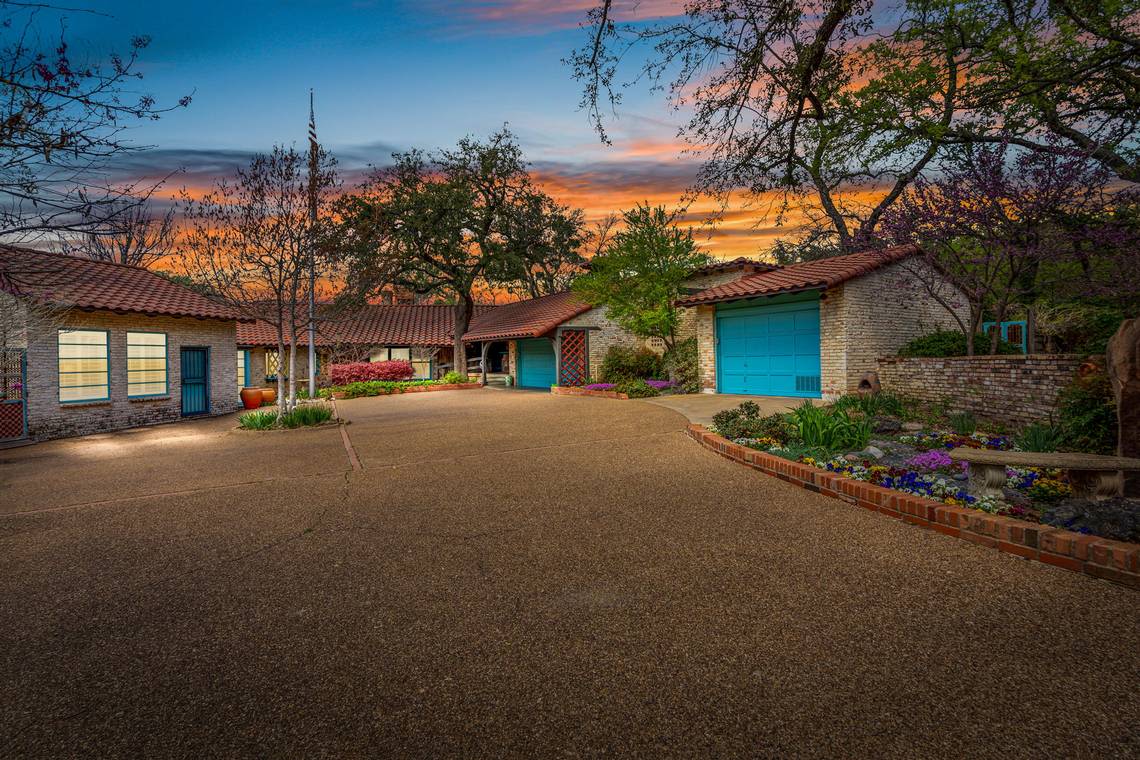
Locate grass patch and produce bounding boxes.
[239,404,335,430]
[238,409,278,430]
[281,404,334,428]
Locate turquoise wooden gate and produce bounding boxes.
[180,347,210,416]
[716,294,822,397]
[516,339,556,388]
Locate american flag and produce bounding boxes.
[308,89,318,156]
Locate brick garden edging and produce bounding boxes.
[550,386,630,400]
[331,382,482,399]
[686,424,1139,588]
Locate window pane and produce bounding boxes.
[369,348,389,362]
[126,332,166,397]
[128,369,168,383]
[59,357,108,373]
[237,350,247,388]
[128,344,167,359]
[58,330,109,402]
[129,357,166,371]
[128,381,167,396]
[61,370,113,387]
[58,342,108,359]
[127,332,166,346]
[60,384,108,402]
[389,347,411,361]
[59,330,107,345]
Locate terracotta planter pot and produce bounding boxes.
[260,387,277,405]
[239,387,263,410]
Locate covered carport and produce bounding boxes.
[463,291,593,388]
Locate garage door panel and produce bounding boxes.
[517,339,556,388]
[715,299,821,398]
[794,311,819,330]
[794,332,819,353]
[768,334,794,355]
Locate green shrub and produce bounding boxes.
[330,380,436,398]
[948,411,977,435]
[832,392,904,418]
[613,379,660,398]
[440,370,470,384]
[599,345,663,382]
[898,330,1020,357]
[280,404,334,428]
[662,337,699,393]
[1057,370,1116,454]
[238,409,278,430]
[1015,423,1061,453]
[768,441,841,463]
[791,401,872,450]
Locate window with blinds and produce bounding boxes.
[58,329,110,403]
[127,332,168,397]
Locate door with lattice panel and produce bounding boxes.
[558,330,588,386]
[0,348,27,441]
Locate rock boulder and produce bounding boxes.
[1107,317,1140,495]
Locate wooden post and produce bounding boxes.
[480,341,489,386]
[552,332,561,388]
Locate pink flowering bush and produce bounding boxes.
[328,360,414,385]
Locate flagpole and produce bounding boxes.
[307,89,318,400]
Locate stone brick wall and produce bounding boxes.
[26,310,239,441]
[875,354,1085,426]
[695,305,716,392]
[833,261,966,398]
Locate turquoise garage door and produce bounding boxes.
[716,294,822,397]
[516,338,556,388]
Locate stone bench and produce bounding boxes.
[949,448,1140,501]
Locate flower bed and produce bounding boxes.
[709,399,1137,543]
[556,378,677,399]
[687,424,1140,588]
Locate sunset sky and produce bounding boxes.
[72,0,812,258]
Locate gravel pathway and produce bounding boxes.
[1,390,1136,757]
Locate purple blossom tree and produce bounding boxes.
[878,141,1138,355]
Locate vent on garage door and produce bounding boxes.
[796,375,821,394]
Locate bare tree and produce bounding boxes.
[0,2,189,243]
[178,145,340,415]
[60,196,177,268]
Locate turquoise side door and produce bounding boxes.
[716,294,822,397]
[516,339,556,388]
[180,347,210,416]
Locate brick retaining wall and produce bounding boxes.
[550,385,629,400]
[686,425,1139,588]
[875,354,1086,427]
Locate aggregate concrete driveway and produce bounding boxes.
[1,390,1137,758]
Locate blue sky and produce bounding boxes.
[57,0,782,255]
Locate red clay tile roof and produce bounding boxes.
[461,291,593,342]
[0,245,246,321]
[689,256,778,277]
[676,245,920,306]
[237,304,497,347]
